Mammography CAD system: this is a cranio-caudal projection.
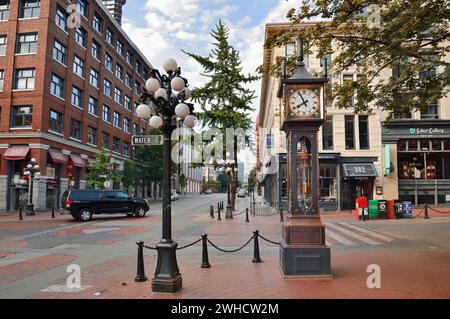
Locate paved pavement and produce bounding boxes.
[0,194,449,299]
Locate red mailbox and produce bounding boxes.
[355,195,368,220]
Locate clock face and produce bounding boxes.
[289,89,319,117]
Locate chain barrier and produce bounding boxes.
[428,206,450,214]
[412,207,424,219]
[254,211,278,217]
[207,236,254,253]
[232,209,246,216]
[258,233,281,245]
[177,237,202,250]
[143,244,157,250]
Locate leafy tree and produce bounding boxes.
[179,173,187,194]
[264,0,450,116]
[184,20,259,209]
[85,149,120,189]
[121,160,138,193]
[247,167,256,192]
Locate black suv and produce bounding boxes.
[63,190,149,222]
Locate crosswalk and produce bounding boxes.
[324,221,396,247]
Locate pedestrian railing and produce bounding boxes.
[135,229,280,282]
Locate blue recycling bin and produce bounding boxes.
[402,201,412,219]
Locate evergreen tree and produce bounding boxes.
[85,149,120,189]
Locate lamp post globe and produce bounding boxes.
[149,115,163,129]
[184,115,197,128]
[182,87,192,100]
[136,104,152,119]
[163,58,178,73]
[145,78,160,93]
[171,77,185,91]
[175,103,190,118]
[155,88,168,100]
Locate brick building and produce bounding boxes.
[0,0,153,211]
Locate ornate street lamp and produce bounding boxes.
[136,58,197,293]
[214,153,236,219]
[23,158,41,216]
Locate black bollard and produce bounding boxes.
[201,234,211,268]
[424,204,429,219]
[279,207,284,222]
[19,208,23,221]
[217,208,222,221]
[51,207,55,219]
[245,208,249,223]
[134,241,147,282]
[252,230,262,263]
[210,205,214,218]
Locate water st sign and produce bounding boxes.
[132,135,164,146]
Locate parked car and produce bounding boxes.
[237,188,248,198]
[171,191,180,201]
[204,188,213,194]
[64,190,149,222]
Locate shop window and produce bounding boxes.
[398,140,407,151]
[319,165,337,200]
[409,140,418,151]
[432,140,442,151]
[444,140,450,151]
[420,140,431,151]
[345,115,355,150]
[322,116,333,150]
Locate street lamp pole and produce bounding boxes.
[24,158,40,216]
[215,155,236,219]
[136,58,196,293]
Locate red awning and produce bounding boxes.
[48,149,68,164]
[69,154,85,167]
[2,146,30,160]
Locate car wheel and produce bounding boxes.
[134,206,147,217]
[78,208,92,222]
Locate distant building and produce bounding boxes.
[101,0,126,24]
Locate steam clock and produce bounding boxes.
[278,39,332,277]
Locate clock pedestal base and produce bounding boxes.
[279,216,332,277]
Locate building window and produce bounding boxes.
[104,79,112,97]
[116,39,124,56]
[126,50,132,65]
[135,61,141,74]
[102,132,109,149]
[358,115,370,150]
[125,95,131,110]
[322,116,333,150]
[421,101,439,119]
[266,134,273,149]
[93,12,102,33]
[77,0,88,18]
[115,63,123,80]
[16,33,38,54]
[89,68,99,88]
[49,109,63,133]
[124,117,130,133]
[102,104,110,122]
[91,39,101,60]
[344,115,355,150]
[343,74,354,107]
[133,123,138,136]
[319,164,337,200]
[11,106,32,128]
[135,82,141,96]
[55,5,68,32]
[105,53,113,71]
[50,73,64,98]
[125,73,132,87]
[0,35,7,56]
[113,136,121,153]
[19,0,40,19]
[114,87,122,104]
[88,96,98,115]
[53,39,67,65]
[0,0,10,21]
[14,68,35,90]
[113,111,121,128]
[87,126,97,145]
[123,142,130,156]
[141,128,146,135]
[0,69,4,91]
[75,27,87,48]
[71,86,83,108]
[73,55,85,78]
[70,118,82,140]
[106,28,114,46]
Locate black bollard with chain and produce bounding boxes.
[210,205,214,218]
[252,230,262,263]
[19,208,23,221]
[424,204,429,219]
[245,208,249,223]
[279,207,284,222]
[201,234,211,268]
[134,241,147,282]
[51,207,55,219]
[217,207,222,221]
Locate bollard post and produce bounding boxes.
[424,204,429,219]
[201,234,211,268]
[209,205,214,218]
[252,230,262,263]
[245,208,249,223]
[279,207,284,222]
[51,207,55,219]
[217,208,222,221]
[19,208,23,221]
[134,241,147,282]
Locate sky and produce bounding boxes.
[122,0,294,170]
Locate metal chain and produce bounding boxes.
[258,233,281,245]
[143,245,157,250]
[233,209,246,216]
[412,207,424,218]
[207,236,254,253]
[428,206,450,214]
[254,211,278,217]
[177,237,202,250]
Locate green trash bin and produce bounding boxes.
[369,200,379,219]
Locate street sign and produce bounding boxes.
[132,135,164,146]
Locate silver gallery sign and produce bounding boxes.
[409,128,445,135]
[131,135,164,146]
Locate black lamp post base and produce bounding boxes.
[151,241,182,293]
[279,242,332,277]
[26,204,35,216]
[225,205,233,219]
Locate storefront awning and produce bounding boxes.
[48,149,68,164]
[69,154,85,167]
[2,146,30,160]
[342,163,378,178]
